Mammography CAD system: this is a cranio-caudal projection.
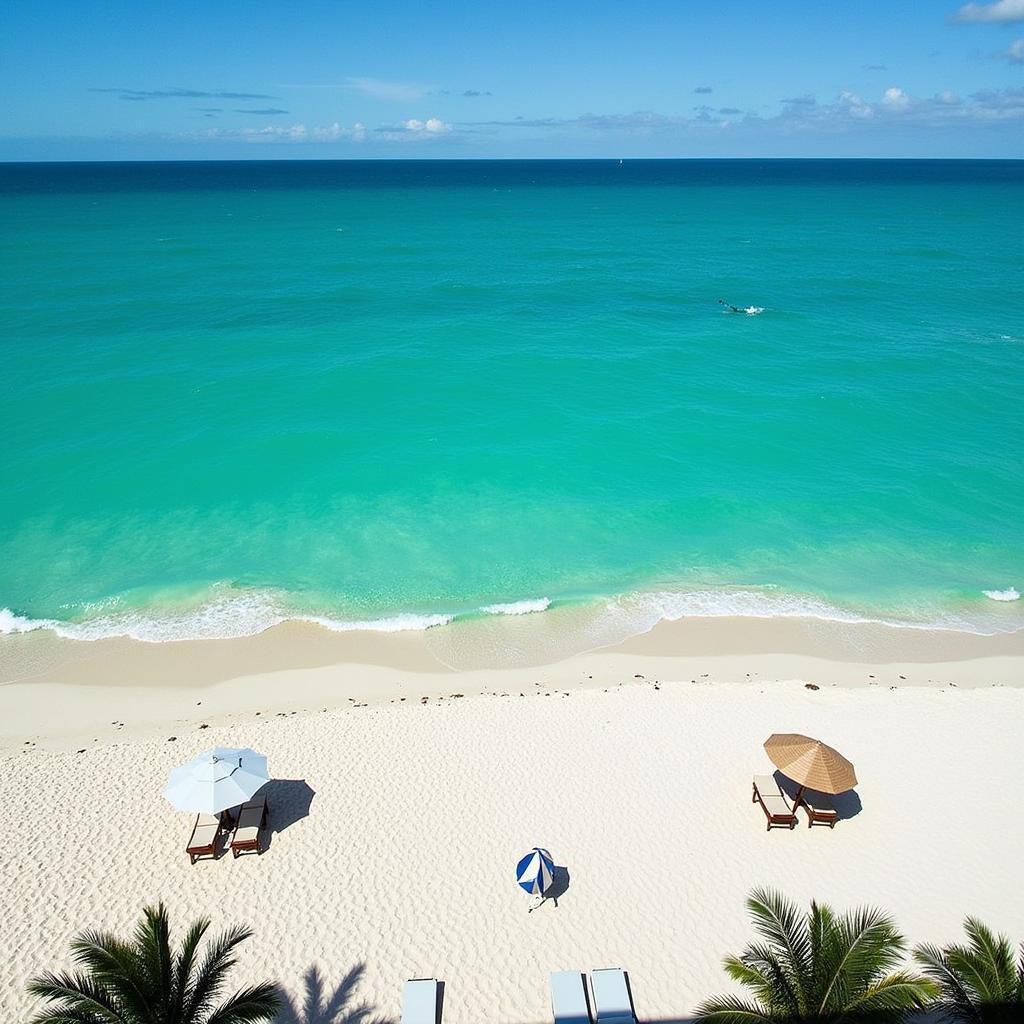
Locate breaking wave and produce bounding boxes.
[481,598,551,616]
[1,582,1020,645]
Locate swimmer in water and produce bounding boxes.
[719,298,764,315]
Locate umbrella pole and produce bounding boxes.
[794,784,805,806]
[528,895,547,914]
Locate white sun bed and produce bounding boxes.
[752,774,798,830]
[590,968,637,1024]
[229,792,267,857]
[798,789,839,828]
[551,970,592,1024]
[402,978,440,1024]
[186,813,223,864]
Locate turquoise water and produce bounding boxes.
[1,160,1022,642]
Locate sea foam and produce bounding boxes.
[2,582,1018,646]
[0,593,453,643]
[481,598,551,616]
[0,608,58,634]
[593,586,1011,638]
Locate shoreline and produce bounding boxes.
[3,613,1021,752]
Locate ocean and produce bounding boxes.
[1,159,1022,646]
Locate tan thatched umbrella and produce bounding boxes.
[763,733,857,800]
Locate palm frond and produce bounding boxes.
[816,906,903,1012]
[721,954,775,1004]
[183,924,256,1023]
[734,944,802,1015]
[963,917,1016,1000]
[174,916,211,1020]
[68,933,152,1022]
[745,888,809,1015]
[913,941,981,1023]
[28,1009,111,1024]
[26,970,124,1024]
[946,945,1002,1006]
[692,992,776,1024]
[844,970,940,1017]
[135,904,174,1015]
[203,982,281,1024]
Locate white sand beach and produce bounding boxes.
[1,619,1023,1023]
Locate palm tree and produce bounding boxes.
[695,888,937,1023]
[27,902,280,1024]
[913,918,1024,1024]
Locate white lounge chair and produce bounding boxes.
[230,792,268,857]
[798,789,839,828]
[402,978,440,1024]
[590,968,637,1024]
[551,971,592,1024]
[186,813,224,864]
[752,773,798,831]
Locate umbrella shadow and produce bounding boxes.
[830,789,862,820]
[261,778,316,852]
[544,865,571,905]
[276,963,393,1024]
[775,772,862,821]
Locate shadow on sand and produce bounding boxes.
[276,963,393,1024]
[775,771,862,823]
[545,865,571,903]
[261,778,316,851]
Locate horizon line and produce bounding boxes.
[2,155,1023,165]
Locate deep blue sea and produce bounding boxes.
[1,160,1022,644]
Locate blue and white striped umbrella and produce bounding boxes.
[163,746,269,814]
[516,847,554,895]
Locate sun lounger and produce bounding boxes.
[590,969,637,1024]
[798,789,839,828]
[402,978,440,1024]
[551,971,592,1024]
[186,812,224,864]
[752,774,798,831]
[229,793,267,857]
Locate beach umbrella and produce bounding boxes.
[163,746,269,814]
[764,733,857,797]
[516,847,554,896]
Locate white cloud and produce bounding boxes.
[839,91,874,118]
[952,0,1024,23]
[198,116,452,145]
[202,121,369,143]
[468,86,1024,139]
[401,117,450,134]
[882,87,911,110]
[1001,38,1024,62]
[311,121,367,141]
[344,77,428,101]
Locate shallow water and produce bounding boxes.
[1,159,1022,641]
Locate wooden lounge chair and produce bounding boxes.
[229,793,268,857]
[551,971,593,1024]
[402,978,440,1024]
[798,789,839,828]
[752,774,798,831]
[186,812,224,864]
[590,969,637,1024]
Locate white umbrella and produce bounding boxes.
[163,746,269,814]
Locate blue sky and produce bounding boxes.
[2,0,1022,159]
